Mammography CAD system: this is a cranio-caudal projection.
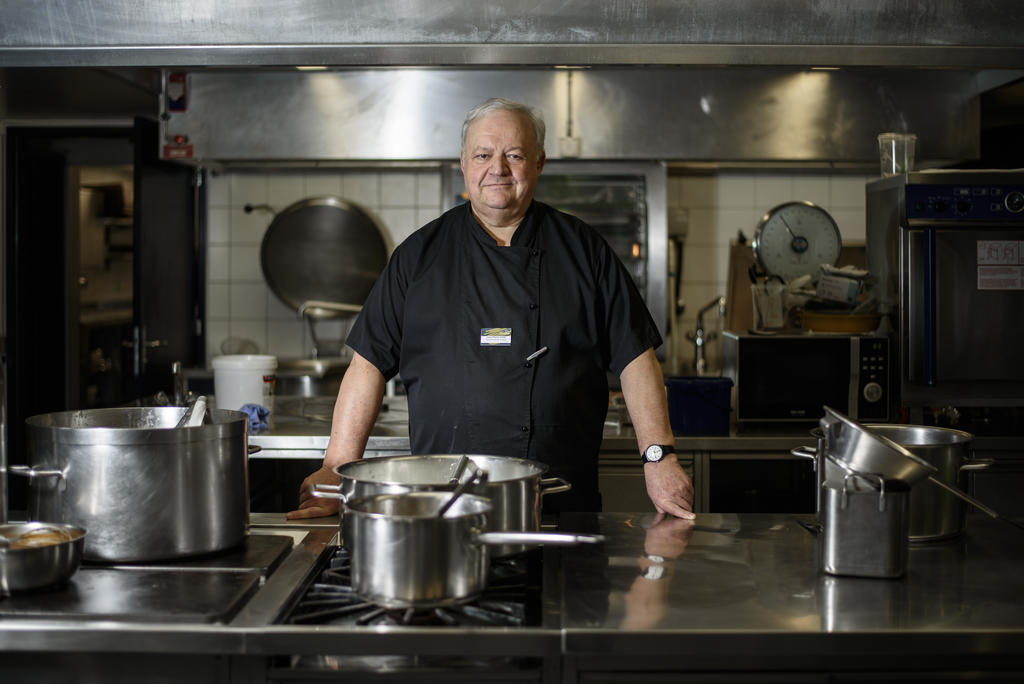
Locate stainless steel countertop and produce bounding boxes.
[3,513,1023,669]
[555,512,1024,673]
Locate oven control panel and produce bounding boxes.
[906,183,1024,221]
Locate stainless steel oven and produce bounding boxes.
[722,332,891,424]
[866,170,1024,410]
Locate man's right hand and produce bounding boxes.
[286,465,342,519]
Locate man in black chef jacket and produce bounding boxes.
[287,97,694,519]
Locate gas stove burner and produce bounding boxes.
[286,546,541,628]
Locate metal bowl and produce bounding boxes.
[0,522,86,595]
[821,405,937,486]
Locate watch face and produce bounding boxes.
[645,445,664,462]
[752,201,842,282]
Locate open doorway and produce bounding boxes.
[73,166,135,408]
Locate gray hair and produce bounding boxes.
[460,98,546,156]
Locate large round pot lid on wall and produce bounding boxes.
[260,196,388,319]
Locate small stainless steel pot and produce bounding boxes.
[342,491,603,608]
[0,522,86,594]
[318,454,572,556]
[12,407,250,562]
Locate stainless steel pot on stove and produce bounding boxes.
[11,407,250,562]
[312,453,572,556]
[343,491,603,608]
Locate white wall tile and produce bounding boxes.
[793,176,831,209]
[229,282,268,319]
[207,282,230,319]
[343,174,381,209]
[379,208,419,248]
[717,175,756,208]
[267,174,306,208]
[208,245,231,280]
[832,208,867,242]
[267,319,305,358]
[753,176,794,210]
[230,245,263,281]
[715,207,762,245]
[678,176,717,209]
[305,173,343,197]
[684,208,715,245]
[229,320,268,355]
[229,175,268,207]
[416,171,442,209]
[205,320,230,362]
[207,207,230,244]
[232,207,272,245]
[381,172,418,207]
[206,173,230,207]
[830,176,867,208]
[680,244,726,284]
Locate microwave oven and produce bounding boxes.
[722,332,890,423]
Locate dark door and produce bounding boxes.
[4,122,199,513]
[131,117,201,398]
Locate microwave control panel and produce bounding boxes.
[855,336,890,421]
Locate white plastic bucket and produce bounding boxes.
[212,354,277,411]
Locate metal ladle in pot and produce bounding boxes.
[436,461,488,519]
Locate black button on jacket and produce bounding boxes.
[347,201,661,511]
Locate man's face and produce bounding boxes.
[460,109,545,223]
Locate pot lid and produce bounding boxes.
[260,196,388,319]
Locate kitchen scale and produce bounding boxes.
[752,201,842,282]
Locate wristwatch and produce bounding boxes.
[640,444,676,465]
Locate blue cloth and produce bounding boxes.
[239,403,270,431]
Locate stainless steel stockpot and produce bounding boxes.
[320,454,572,556]
[863,424,990,542]
[13,407,250,562]
[342,491,603,608]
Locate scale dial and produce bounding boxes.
[752,201,842,282]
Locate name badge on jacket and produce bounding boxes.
[480,327,512,347]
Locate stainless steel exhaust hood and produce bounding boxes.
[2,0,1023,68]
[158,67,982,165]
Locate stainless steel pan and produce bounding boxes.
[314,453,572,556]
[342,491,603,608]
[0,522,86,595]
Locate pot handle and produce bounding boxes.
[539,477,572,496]
[960,458,994,472]
[310,483,349,502]
[790,446,818,468]
[8,464,65,480]
[477,531,605,546]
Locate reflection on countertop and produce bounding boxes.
[557,512,1024,636]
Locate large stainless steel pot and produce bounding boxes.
[316,453,572,556]
[12,407,249,562]
[864,424,991,541]
[343,491,603,608]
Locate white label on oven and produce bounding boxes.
[977,241,1024,290]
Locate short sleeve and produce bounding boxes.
[345,243,412,380]
[596,239,663,375]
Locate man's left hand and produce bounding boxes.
[643,457,696,519]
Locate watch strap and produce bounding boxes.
[640,444,676,464]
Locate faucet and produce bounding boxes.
[686,296,726,376]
